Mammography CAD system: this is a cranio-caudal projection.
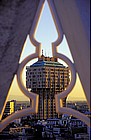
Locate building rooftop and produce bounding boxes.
[30,60,65,68]
[29,54,66,68]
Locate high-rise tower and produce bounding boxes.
[26,54,70,119]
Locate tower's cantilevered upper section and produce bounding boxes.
[26,55,70,91]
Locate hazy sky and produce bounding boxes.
[8,1,86,101]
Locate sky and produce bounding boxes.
[8,1,86,102]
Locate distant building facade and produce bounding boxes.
[26,54,70,119]
[66,101,91,118]
[15,101,30,111]
[3,100,16,118]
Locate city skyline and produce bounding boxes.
[7,1,87,102]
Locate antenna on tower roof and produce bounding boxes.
[42,49,43,55]
[45,49,47,57]
[48,49,50,57]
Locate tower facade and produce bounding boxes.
[26,54,70,119]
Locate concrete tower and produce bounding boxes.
[26,54,70,119]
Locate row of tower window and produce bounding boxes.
[27,70,69,72]
[27,85,67,89]
[27,78,68,81]
[27,75,68,78]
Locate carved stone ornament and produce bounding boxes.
[0,0,90,132]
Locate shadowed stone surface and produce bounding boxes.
[0,0,39,119]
